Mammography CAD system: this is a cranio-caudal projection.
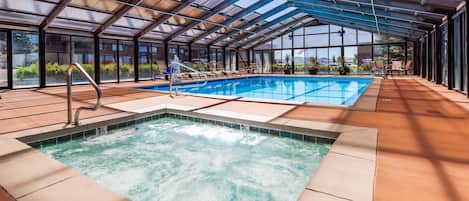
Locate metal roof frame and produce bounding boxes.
[189,0,272,44]
[209,3,290,46]
[165,0,238,41]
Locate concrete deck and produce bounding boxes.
[0,76,468,201]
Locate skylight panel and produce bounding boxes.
[235,0,258,8]
[265,7,295,21]
[256,0,287,14]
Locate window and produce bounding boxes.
[179,46,189,63]
[282,49,292,68]
[358,31,372,44]
[100,39,117,82]
[293,35,304,48]
[216,49,223,71]
[317,48,328,73]
[273,50,282,72]
[255,51,263,73]
[282,33,292,49]
[151,43,165,76]
[329,47,341,73]
[71,36,94,83]
[306,34,328,47]
[254,41,271,50]
[272,37,281,49]
[343,28,357,45]
[294,49,305,72]
[210,48,217,71]
[138,43,151,80]
[374,34,404,44]
[191,46,208,71]
[357,46,372,74]
[262,51,272,73]
[0,32,6,87]
[329,33,342,46]
[168,45,177,62]
[373,45,388,64]
[13,31,39,88]
[344,46,357,73]
[305,25,328,34]
[118,41,134,81]
[389,44,404,62]
[45,34,70,85]
[305,49,317,70]
[294,27,304,35]
[45,34,95,85]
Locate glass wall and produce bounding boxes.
[216,48,224,71]
[139,43,151,79]
[179,46,189,63]
[305,49,316,72]
[317,48,328,73]
[72,36,94,83]
[45,34,95,85]
[0,32,8,88]
[357,46,372,74]
[13,31,39,88]
[139,42,164,80]
[328,47,341,73]
[168,45,177,62]
[191,46,208,71]
[272,50,282,73]
[45,34,70,85]
[119,40,134,81]
[253,24,407,75]
[344,46,357,73]
[294,49,305,73]
[100,39,118,82]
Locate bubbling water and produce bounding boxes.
[42,118,330,201]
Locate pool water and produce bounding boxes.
[144,76,372,105]
[41,117,330,201]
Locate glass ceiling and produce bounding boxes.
[0,0,462,48]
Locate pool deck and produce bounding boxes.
[1,75,469,201]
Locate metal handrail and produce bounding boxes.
[169,56,208,97]
[67,63,102,125]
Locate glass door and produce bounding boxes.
[0,31,7,88]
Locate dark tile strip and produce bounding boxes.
[31,113,335,148]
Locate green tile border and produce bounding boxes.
[29,112,335,149]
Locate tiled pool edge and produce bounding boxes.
[25,112,336,149]
[270,118,378,201]
[0,109,377,201]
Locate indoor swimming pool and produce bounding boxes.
[143,76,373,105]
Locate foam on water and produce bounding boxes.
[41,118,330,201]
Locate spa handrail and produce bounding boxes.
[67,63,102,125]
[169,57,208,97]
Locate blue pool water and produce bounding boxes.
[144,76,373,105]
[41,117,330,201]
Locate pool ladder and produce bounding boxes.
[67,63,103,126]
[169,56,208,98]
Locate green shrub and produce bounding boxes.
[14,64,39,79]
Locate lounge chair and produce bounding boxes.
[390,61,404,75]
[214,71,224,77]
[404,61,412,75]
[205,71,217,77]
[223,71,234,77]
